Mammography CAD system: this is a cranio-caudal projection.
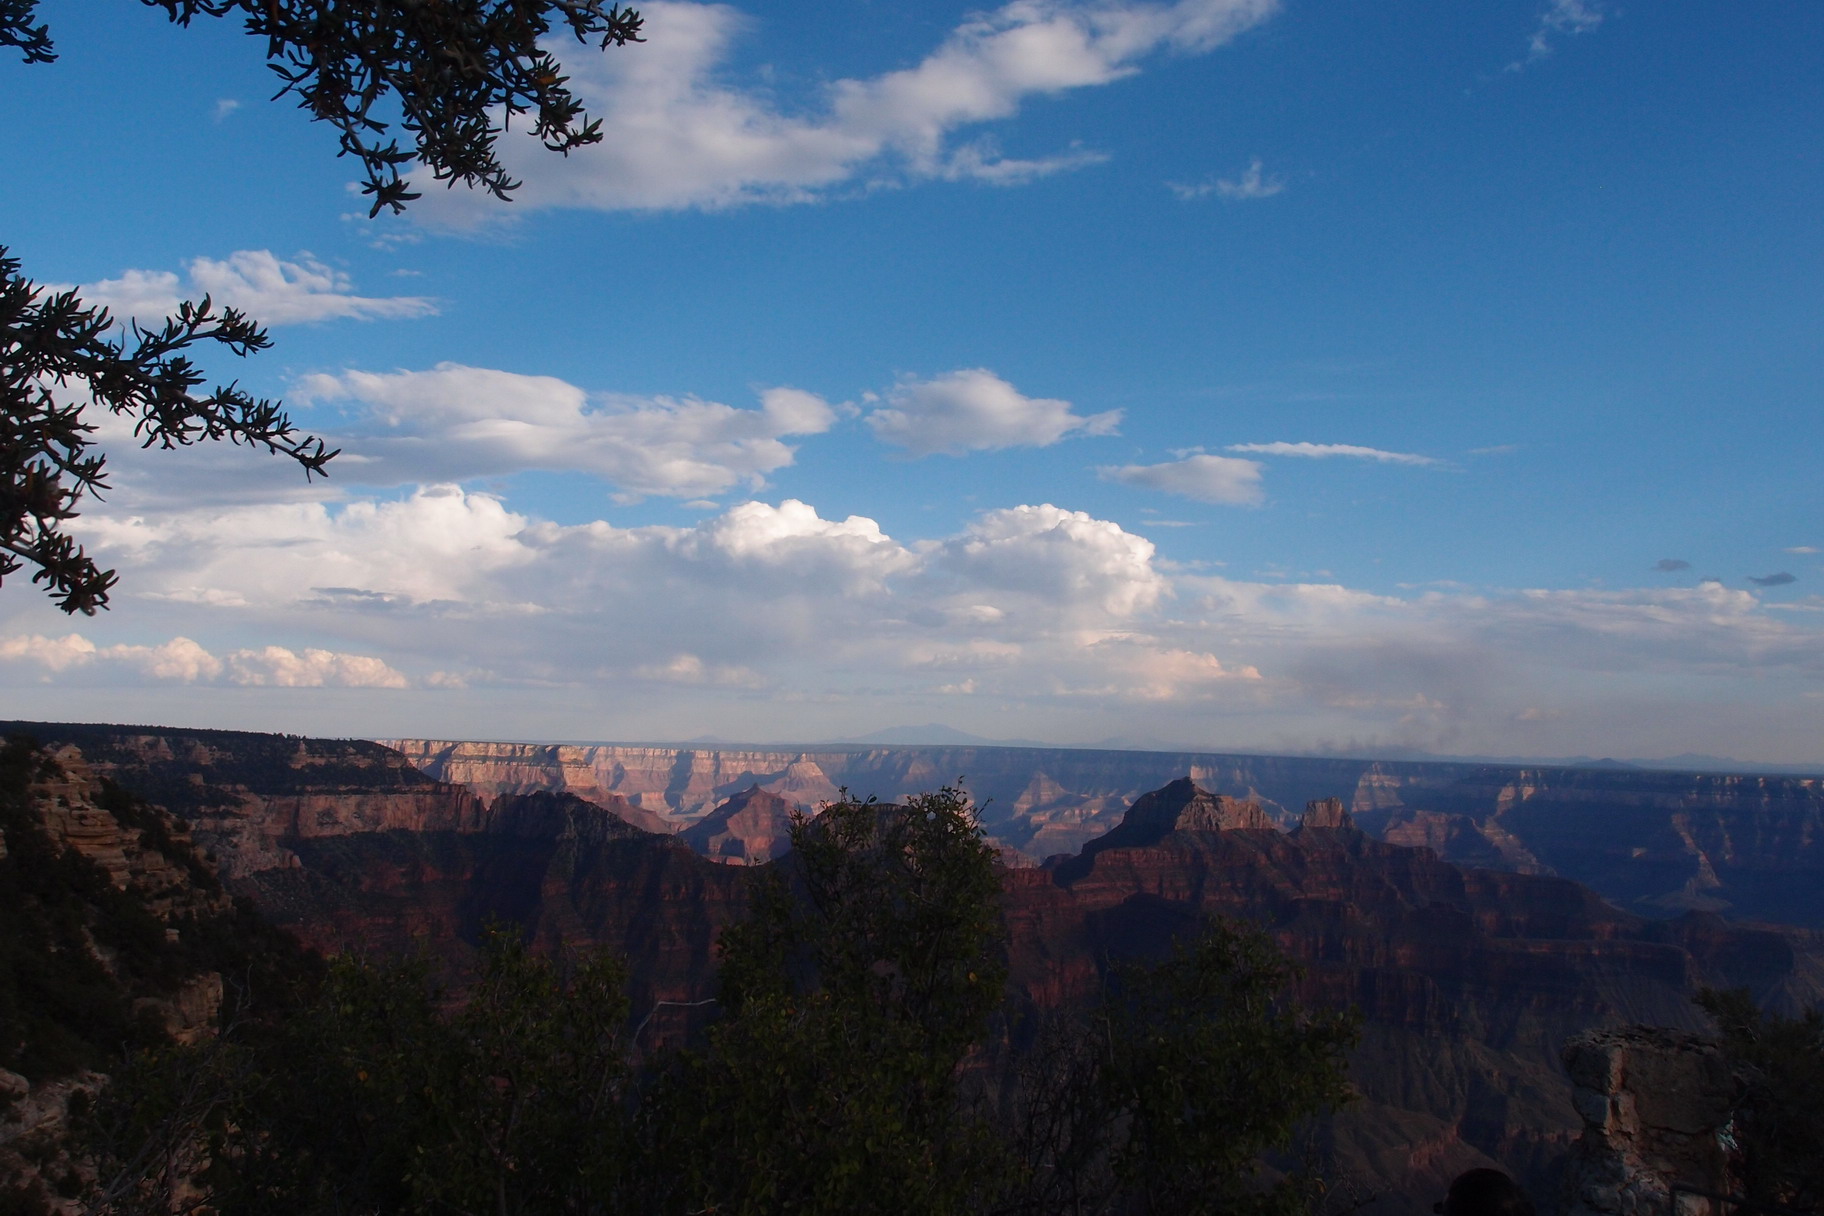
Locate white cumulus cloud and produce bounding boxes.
[0,633,100,672]
[82,485,539,611]
[0,633,405,688]
[226,646,410,688]
[301,364,838,499]
[663,498,921,595]
[933,503,1167,618]
[0,634,226,682]
[415,0,1278,218]
[867,369,1120,456]
[1057,638,1262,699]
[114,637,226,683]
[75,250,435,326]
[1099,453,1264,504]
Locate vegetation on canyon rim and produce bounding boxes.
[0,0,642,613]
[1693,986,1824,1214]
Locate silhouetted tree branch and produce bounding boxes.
[0,1,643,612]
[0,251,335,613]
[136,1,643,215]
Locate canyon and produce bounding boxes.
[8,720,1823,1208]
[384,737,1824,927]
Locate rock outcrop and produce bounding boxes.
[1051,777,1277,881]
[1560,1027,1737,1216]
[28,744,232,930]
[5,743,235,1013]
[1,723,491,880]
[1299,795,1354,831]
[1352,765,1824,927]
[680,784,797,863]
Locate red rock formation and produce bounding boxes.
[1300,795,1352,830]
[1041,785,1814,1203]
[7,724,491,880]
[378,738,843,826]
[374,737,1824,925]
[30,744,231,931]
[680,783,797,864]
[1348,767,1824,926]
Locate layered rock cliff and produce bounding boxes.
[1353,765,1824,928]
[1029,781,1821,1203]
[379,738,842,827]
[238,789,752,1044]
[1,722,491,881]
[1041,783,1822,1203]
[384,738,1824,927]
[0,737,310,1213]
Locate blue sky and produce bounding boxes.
[2,0,1821,762]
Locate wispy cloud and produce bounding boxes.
[75,250,435,326]
[212,98,241,122]
[1168,157,1284,201]
[1750,572,1797,587]
[416,0,1279,218]
[1512,0,1605,68]
[1227,441,1435,465]
[1655,559,1692,572]
[1786,546,1820,555]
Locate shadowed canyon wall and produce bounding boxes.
[10,722,1824,1207]
[383,738,1824,927]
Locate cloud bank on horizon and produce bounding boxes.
[5,472,1820,763]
